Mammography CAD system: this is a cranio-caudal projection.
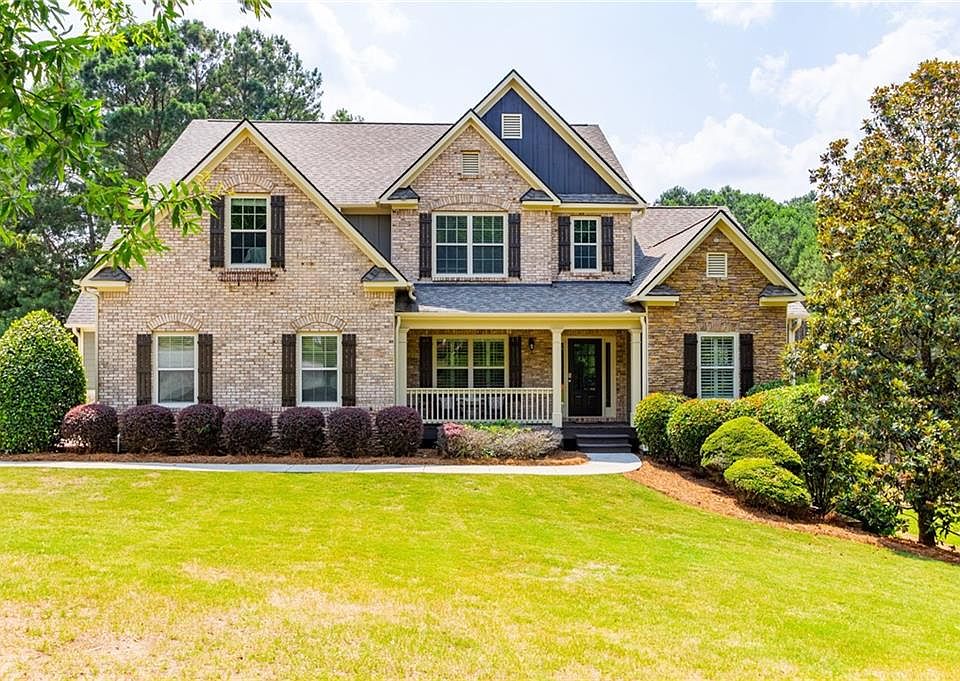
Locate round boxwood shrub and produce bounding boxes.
[665,399,732,467]
[176,404,225,455]
[327,407,373,457]
[0,310,85,453]
[221,408,273,455]
[700,416,802,477]
[60,403,118,453]
[276,407,326,456]
[724,457,812,517]
[119,405,175,454]
[376,406,423,457]
[745,379,788,397]
[632,392,686,461]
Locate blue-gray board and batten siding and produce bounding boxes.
[345,214,391,259]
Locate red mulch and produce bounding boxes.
[626,459,960,566]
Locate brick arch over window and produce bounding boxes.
[290,312,348,332]
[423,194,513,212]
[219,172,278,194]
[147,313,203,331]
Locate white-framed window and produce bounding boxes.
[501,113,523,139]
[155,334,197,406]
[435,337,506,388]
[572,217,600,272]
[698,333,737,399]
[298,334,340,406]
[706,252,728,278]
[434,213,506,277]
[227,195,269,267]
[461,151,480,177]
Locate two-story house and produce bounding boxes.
[67,71,806,441]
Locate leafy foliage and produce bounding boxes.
[724,458,812,517]
[632,392,687,461]
[436,422,560,460]
[176,403,224,454]
[0,311,85,453]
[796,60,960,545]
[700,417,802,477]
[221,408,273,455]
[327,407,373,457]
[745,379,788,397]
[665,399,731,467]
[276,407,326,457]
[836,454,904,537]
[375,406,423,457]
[119,404,175,453]
[60,402,118,453]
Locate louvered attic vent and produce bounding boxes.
[501,113,523,139]
[706,252,728,278]
[461,151,480,176]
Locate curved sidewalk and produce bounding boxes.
[0,452,640,476]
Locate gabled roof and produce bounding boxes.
[66,291,96,329]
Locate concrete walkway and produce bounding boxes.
[0,452,640,476]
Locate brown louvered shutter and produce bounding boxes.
[341,334,357,406]
[418,336,433,387]
[601,216,614,272]
[197,334,213,403]
[281,334,296,407]
[419,213,432,279]
[210,196,225,268]
[270,195,285,269]
[557,215,571,272]
[508,213,521,277]
[683,333,698,398]
[739,333,754,397]
[136,334,152,405]
[509,336,522,388]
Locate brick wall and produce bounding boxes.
[646,227,787,395]
[97,137,397,412]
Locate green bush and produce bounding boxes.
[632,392,686,460]
[666,399,731,467]
[836,454,905,536]
[724,457,812,516]
[745,379,788,396]
[727,392,770,420]
[700,417,802,477]
[0,311,85,453]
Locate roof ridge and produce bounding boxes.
[195,119,454,126]
[648,204,724,209]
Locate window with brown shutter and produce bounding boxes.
[198,334,213,403]
[341,334,357,406]
[270,195,285,269]
[136,334,152,405]
[210,196,225,268]
[601,216,614,272]
[557,216,571,272]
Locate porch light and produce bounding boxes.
[528,337,535,352]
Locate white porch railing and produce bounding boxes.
[407,388,553,424]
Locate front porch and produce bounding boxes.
[396,315,645,427]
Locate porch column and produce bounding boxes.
[395,325,408,406]
[551,328,563,427]
[629,327,643,419]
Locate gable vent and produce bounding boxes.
[706,252,728,278]
[501,113,523,139]
[461,151,480,176]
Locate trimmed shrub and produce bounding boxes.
[60,403,118,453]
[221,408,273,455]
[836,454,904,536]
[176,404,224,455]
[437,422,560,460]
[0,310,85,453]
[632,393,686,460]
[276,407,326,456]
[727,392,770,420]
[745,379,788,397]
[119,405,175,453]
[666,399,732,467]
[375,406,423,457]
[700,417,802,477]
[724,457,812,516]
[327,407,373,457]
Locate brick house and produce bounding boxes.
[67,71,806,439]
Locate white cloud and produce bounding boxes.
[749,52,788,94]
[366,2,411,35]
[697,1,774,28]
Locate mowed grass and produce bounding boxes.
[0,470,958,680]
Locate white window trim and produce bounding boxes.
[706,252,728,278]
[297,333,342,408]
[153,332,198,408]
[432,213,508,279]
[226,194,271,269]
[461,150,480,177]
[571,216,601,273]
[501,113,523,139]
[433,335,508,388]
[696,332,739,400]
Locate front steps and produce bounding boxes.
[562,422,635,453]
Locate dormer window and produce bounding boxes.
[461,151,480,177]
[706,252,728,278]
[501,113,523,139]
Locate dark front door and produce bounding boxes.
[568,339,603,417]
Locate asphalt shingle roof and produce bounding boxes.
[66,291,96,328]
[632,206,722,294]
[406,282,641,314]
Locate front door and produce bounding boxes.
[568,339,603,417]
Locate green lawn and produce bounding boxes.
[902,509,960,548]
[0,470,958,679]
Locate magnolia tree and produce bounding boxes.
[797,60,960,546]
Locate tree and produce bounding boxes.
[331,108,364,122]
[797,60,960,546]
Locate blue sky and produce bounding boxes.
[179,1,960,201]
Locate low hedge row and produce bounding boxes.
[59,403,423,457]
[437,422,561,460]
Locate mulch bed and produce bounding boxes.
[0,449,587,467]
[626,459,960,566]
